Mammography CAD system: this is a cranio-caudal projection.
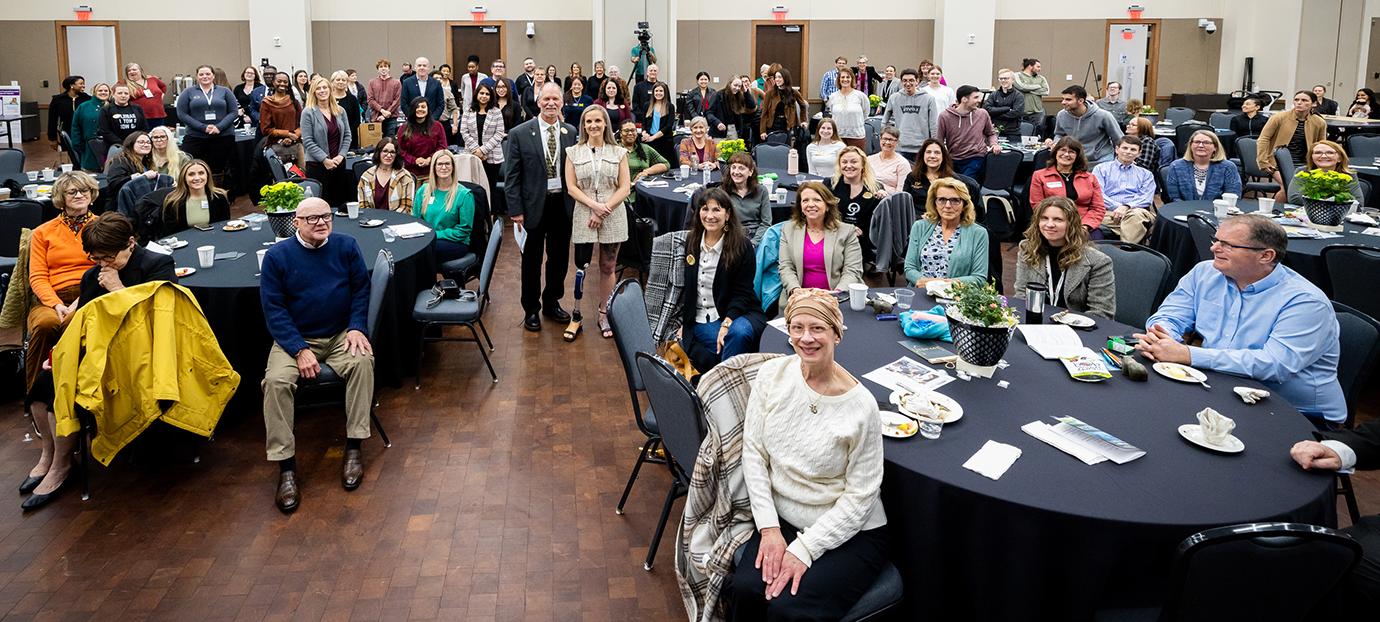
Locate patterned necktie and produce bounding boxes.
[545,125,557,178]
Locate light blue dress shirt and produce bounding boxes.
[1093,160,1156,208]
[1146,261,1346,423]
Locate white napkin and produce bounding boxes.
[962,440,1022,480]
[145,241,173,256]
[1232,386,1270,404]
[1195,408,1236,445]
[1346,212,1378,226]
[638,179,668,187]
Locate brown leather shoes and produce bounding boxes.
[342,449,363,490]
[276,471,299,513]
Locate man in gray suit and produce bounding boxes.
[505,82,577,332]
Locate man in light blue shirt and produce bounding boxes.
[1137,215,1345,426]
[1093,136,1158,243]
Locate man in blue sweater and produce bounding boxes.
[260,197,374,513]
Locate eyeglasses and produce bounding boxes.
[63,188,90,197]
[1209,236,1266,252]
[295,213,333,225]
[87,251,118,262]
[934,197,964,206]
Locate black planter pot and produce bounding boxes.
[266,210,297,238]
[946,309,1014,367]
[1303,197,1350,229]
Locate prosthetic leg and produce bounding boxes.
[564,243,594,342]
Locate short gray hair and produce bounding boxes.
[1228,214,1287,264]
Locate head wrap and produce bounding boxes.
[785,288,845,338]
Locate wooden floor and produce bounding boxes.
[1,143,1376,620]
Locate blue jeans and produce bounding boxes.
[433,239,470,263]
[954,156,985,180]
[689,317,757,368]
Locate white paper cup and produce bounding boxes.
[1257,197,1276,214]
[257,249,267,270]
[0,188,9,200]
[196,245,215,269]
[848,283,869,312]
[346,201,360,219]
[762,178,775,195]
[1222,193,1238,208]
[25,171,38,182]
[679,164,690,180]
[41,168,54,181]
[1213,199,1230,218]
[22,184,37,199]
[60,163,73,173]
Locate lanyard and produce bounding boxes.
[200,86,215,105]
[1045,256,1066,308]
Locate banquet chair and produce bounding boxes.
[633,351,704,571]
[1207,112,1234,130]
[264,148,291,182]
[1273,148,1297,190]
[1164,106,1196,126]
[297,179,323,201]
[435,182,491,286]
[1019,121,1037,138]
[1095,240,1173,328]
[1333,302,1380,523]
[1347,134,1380,160]
[606,279,664,516]
[293,248,394,449]
[1323,245,1380,321]
[0,148,23,176]
[1236,138,1281,197]
[351,158,372,180]
[1155,137,1176,169]
[763,131,791,146]
[412,223,501,386]
[0,200,44,279]
[753,144,790,170]
[864,121,879,155]
[1092,522,1361,622]
[727,544,904,622]
[1184,213,1217,262]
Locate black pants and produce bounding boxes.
[305,160,355,208]
[481,161,504,218]
[726,523,889,622]
[519,193,571,315]
[1337,515,1380,614]
[181,133,235,177]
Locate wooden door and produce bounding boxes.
[753,22,809,98]
[448,23,505,74]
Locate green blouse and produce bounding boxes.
[412,184,476,245]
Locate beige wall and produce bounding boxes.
[806,20,934,101]
[310,21,591,80]
[676,21,754,91]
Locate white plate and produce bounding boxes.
[222,219,248,231]
[174,267,197,277]
[889,390,964,423]
[1053,312,1095,328]
[158,238,188,249]
[1153,362,1207,384]
[358,219,386,228]
[879,410,919,438]
[1178,424,1244,453]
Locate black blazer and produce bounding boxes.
[77,245,177,307]
[678,238,767,371]
[1230,112,1268,138]
[138,187,232,241]
[685,89,721,128]
[503,117,577,229]
[400,76,445,122]
[1322,420,1380,471]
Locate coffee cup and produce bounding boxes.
[257,249,267,270]
[1257,197,1276,214]
[346,201,360,219]
[1222,193,1238,209]
[847,283,868,312]
[1212,199,1230,218]
[196,245,216,269]
[774,189,787,203]
[679,164,691,180]
[41,168,54,181]
[60,163,73,173]
[22,184,38,199]
[25,171,38,182]
[0,188,9,200]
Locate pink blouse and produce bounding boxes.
[801,232,830,289]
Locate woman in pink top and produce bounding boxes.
[867,126,912,193]
[777,181,864,311]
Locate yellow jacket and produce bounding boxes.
[53,281,240,465]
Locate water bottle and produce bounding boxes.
[702,167,710,186]
[787,148,799,176]
[1025,283,1047,325]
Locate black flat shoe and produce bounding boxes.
[523,314,542,332]
[18,475,43,495]
[543,306,571,322]
[276,471,299,513]
[21,477,67,511]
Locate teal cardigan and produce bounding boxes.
[903,220,989,286]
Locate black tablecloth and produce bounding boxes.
[166,209,436,408]
[762,290,1334,621]
[633,167,817,234]
[1152,200,1380,292]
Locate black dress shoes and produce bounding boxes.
[19,474,43,495]
[342,449,363,490]
[543,306,571,322]
[524,313,542,332]
[21,477,67,511]
[275,471,299,513]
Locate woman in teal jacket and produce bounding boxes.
[411,149,475,262]
[69,83,110,171]
[903,176,989,287]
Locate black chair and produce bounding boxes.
[412,224,501,386]
[1184,213,1217,262]
[728,542,905,622]
[1207,111,1234,130]
[293,249,396,449]
[1094,522,1361,622]
[351,158,372,180]
[1164,106,1196,126]
[753,144,790,170]
[1095,240,1173,328]
[1323,244,1380,321]
[1019,121,1037,137]
[436,182,491,285]
[605,279,663,515]
[1236,137,1281,197]
[1348,134,1380,160]
[0,147,23,176]
[633,352,705,571]
[0,199,44,279]
[981,149,1022,198]
[763,131,791,146]
[1273,147,1297,191]
[297,179,324,200]
[1332,301,1380,523]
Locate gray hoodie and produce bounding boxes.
[881,90,939,153]
[1053,100,1124,163]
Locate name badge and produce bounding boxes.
[1045,181,1063,188]
[547,177,562,192]
[204,111,216,121]
[200,200,209,211]
[143,89,153,98]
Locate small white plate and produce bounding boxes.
[889,390,964,423]
[879,410,919,438]
[1053,312,1095,328]
[158,238,189,249]
[222,219,248,231]
[174,267,197,277]
[1178,424,1244,453]
[358,219,386,228]
[1153,362,1207,384]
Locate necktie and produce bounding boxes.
[545,125,557,178]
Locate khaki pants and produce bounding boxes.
[1102,207,1156,245]
[262,331,374,461]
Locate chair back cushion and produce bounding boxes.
[366,249,394,340]
[1095,240,1173,328]
[635,352,704,482]
[476,221,503,298]
[753,144,790,170]
[1325,245,1380,321]
[0,201,44,257]
[607,279,657,391]
[1333,301,1380,412]
[1185,213,1217,262]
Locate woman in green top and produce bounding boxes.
[70,82,110,171]
[617,118,668,205]
[412,149,475,262]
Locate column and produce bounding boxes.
[248,0,312,75]
[599,0,674,86]
[935,0,997,88]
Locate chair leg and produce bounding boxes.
[1340,474,1362,524]
[416,323,428,390]
[371,407,392,448]
[617,437,659,515]
[467,323,498,383]
[644,480,680,571]
[78,430,91,502]
[477,318,494,351]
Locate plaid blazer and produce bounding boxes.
[645,230,688,343]
[675,352,784,621]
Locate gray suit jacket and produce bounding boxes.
[503,116,577,229]
[1013,243,1117,320]
[777,220,863,310]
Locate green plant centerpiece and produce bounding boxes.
[260,181,306,239]
[717,138,747,161]
[868,94,882,109]
[944,281,1018,368]
[1294,168,1355,231]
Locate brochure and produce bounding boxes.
[1047,415,1146,464]
[862,357,953,393]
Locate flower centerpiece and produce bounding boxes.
[944,280,1018,367]
[260,181,305,238]
[868,94,882,109]
[717,138,747,161]
[1293,168,1355,231]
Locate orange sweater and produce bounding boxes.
[29,217,95,307]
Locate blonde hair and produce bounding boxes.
[420,150,459,217]
[1307,139,1353,173]
[148,125,187,177]
[305,76,342,116]
[577,105,617,145]
[790,181,842,229]
[923,177,976,226]
[831,146,881,194]
[51,171,100,212]
[1181,129,1227,163]
[329,70,349,92]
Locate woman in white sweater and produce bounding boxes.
[825,69,870,150]
[805,118,845,178]
[730,287,889,620]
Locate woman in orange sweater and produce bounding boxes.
[22,171,98,504]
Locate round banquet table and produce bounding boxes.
[633,167,820,234]
[166,209,436,409]
[1151,200,1380,292]
[762,290,1334,621]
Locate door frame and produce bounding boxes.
[750,20,810,99]
[1103,19,1160,105]
[446,21,507,72]
[55,20,122,82]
